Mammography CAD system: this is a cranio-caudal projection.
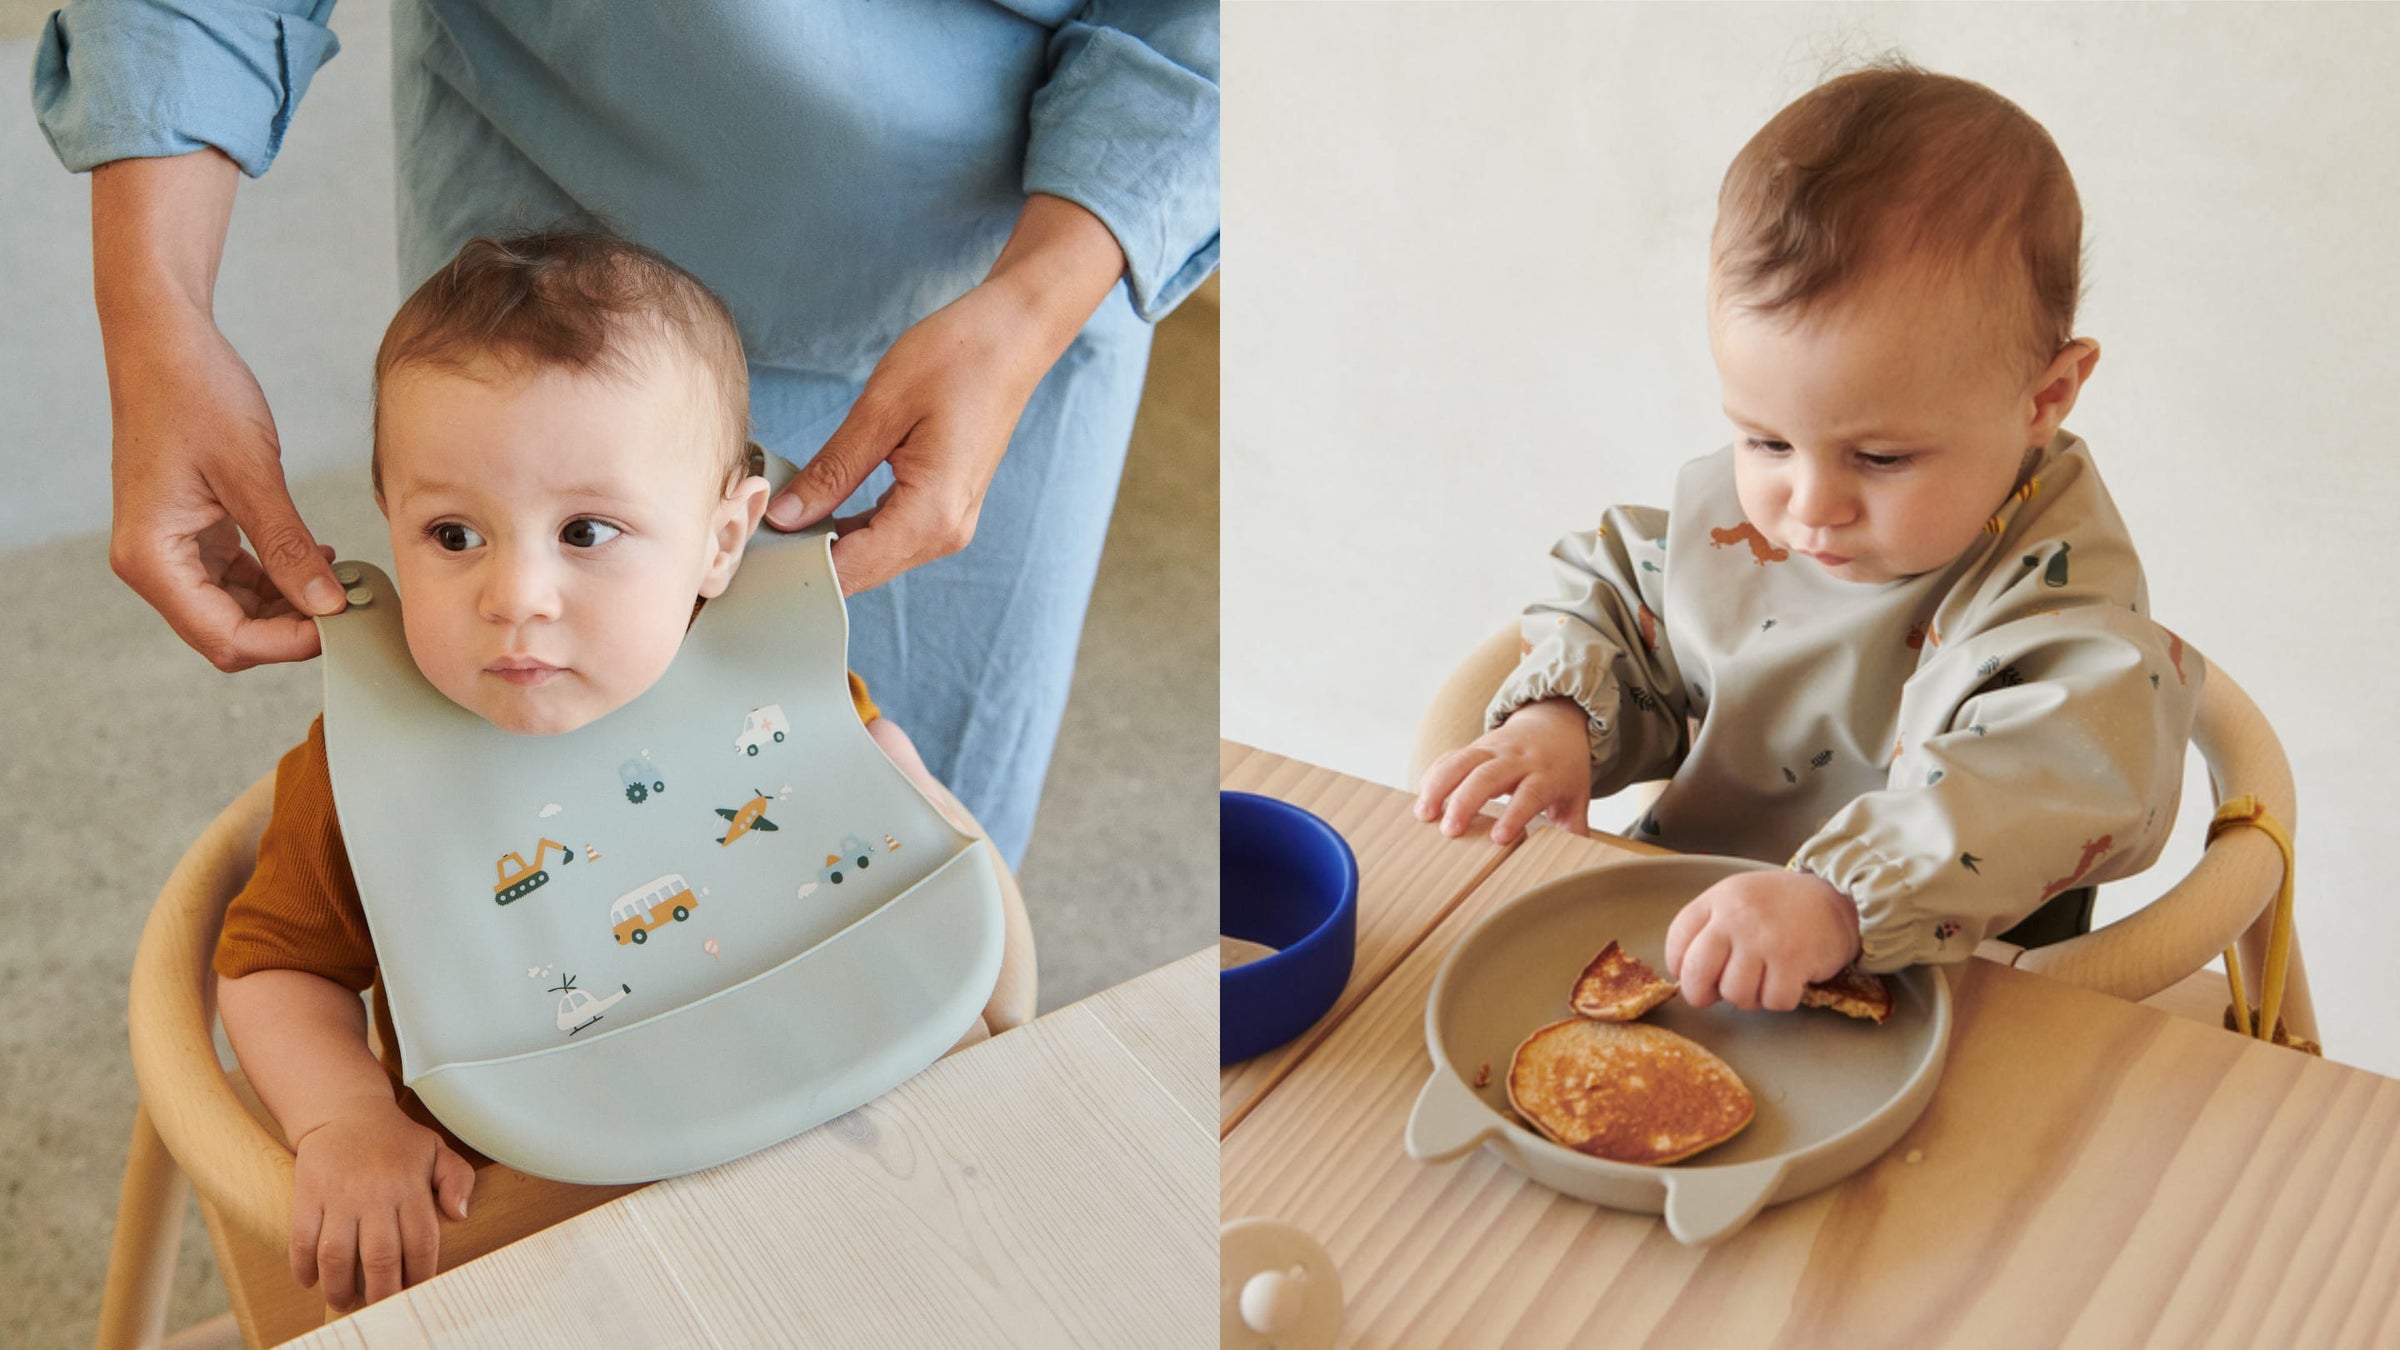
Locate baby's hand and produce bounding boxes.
[1415,698,1592,843]
[289,1104,476,1313]
[1664,871,1863,1012]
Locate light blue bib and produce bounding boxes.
[315,495,1003,1184]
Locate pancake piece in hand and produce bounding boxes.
[1800,967,1893,1023]
[1508,1018,1754,1164]
[1570,940,1680,1021]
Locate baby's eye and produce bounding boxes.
[560,518,623,549]
[1857,452,1915,471]
[1743,437,1791,455]
[426,522,483,552]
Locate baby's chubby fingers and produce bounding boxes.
[399,1142,477,1289]
[1663,893,1713,983]
[399,1190,441,1294]
[1720,949,1767,1012]
[356,1210,407,1310]
[1488,776,1588,844]
[1414,748,1491,826]
[434,1145,475,1224]
[1760,960,1809,1013]
[289,1200,325,1291]
[1674,926,1732,1010]
[312,1212,362,1312]
[1440,757,1524,837]
[1488,780,1551,844]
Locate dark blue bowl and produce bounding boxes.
[1221,791,1359,1065]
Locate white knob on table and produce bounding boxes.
[1240,1267,1308,1332]
[1221,1218,1341,1350]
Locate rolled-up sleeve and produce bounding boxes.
[1022,0,1219,320]
[31,0,341,177]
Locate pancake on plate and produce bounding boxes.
[1507,1018,1754,1165]
[1801,966,1894,1023]
[1569,940,1680,1021]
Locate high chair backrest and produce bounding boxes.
[1409,624,2314,1042]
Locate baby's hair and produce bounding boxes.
[1712,61,2082,376]
[372,230,755,495]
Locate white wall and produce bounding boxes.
[1223,3,2400,1074]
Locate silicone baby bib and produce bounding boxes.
[313,493,1003,1184]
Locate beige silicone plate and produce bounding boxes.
[1404,855,1951,1245]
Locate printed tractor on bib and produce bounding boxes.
[618,751,668,804]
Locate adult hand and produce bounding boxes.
[92,150,345,671]
[108,312,345,670]
[765,193,1127,594]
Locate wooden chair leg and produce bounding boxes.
[2276,937,2320,1047]
[95,1102,190,1350]
[2236,905,2320,1049]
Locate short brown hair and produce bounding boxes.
[372,230,759,494]
[1712,63,2082,374]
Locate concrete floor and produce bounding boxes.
[0,5,1218,1340]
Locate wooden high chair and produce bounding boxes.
[1410,625,2318,1049]
[95,770,1037,1350]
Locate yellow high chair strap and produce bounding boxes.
[2204,795,2311,1053]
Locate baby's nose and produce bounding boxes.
[480,553,565,623]
[1786,472,1857,528]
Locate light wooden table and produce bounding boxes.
[287,949,1216,1349]
[1221,742,2400,1348]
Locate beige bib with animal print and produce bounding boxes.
[1491,432,2201,972]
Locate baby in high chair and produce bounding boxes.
[1417,64,2200,1012]
[213,230,1001,1312]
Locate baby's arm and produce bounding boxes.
[1420,508,1691,843]
[1798,598,2199,974]
[217,969,474,1313]
[1664,871,1862,1010]
[867,715,1034,1042]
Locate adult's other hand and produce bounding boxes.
[765,193,1127,594]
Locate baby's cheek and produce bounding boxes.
[589,589,697,714]
[400,611,474,707]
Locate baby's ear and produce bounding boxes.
[2028,338,2101,443]
[699,473,773,598]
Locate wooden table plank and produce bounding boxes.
[1077,947,1216,1135]
[293,1305,432,1348]
[1222,768,2400,1347]
[628,1006,1215,1348]
[288,956,1216,1349]
[1220,743,1563,1133]
[318,1201,718,1348]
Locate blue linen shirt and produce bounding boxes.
[32,0,1219,361]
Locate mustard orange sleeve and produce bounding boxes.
[848,670,879,724]
[212,716,379,994]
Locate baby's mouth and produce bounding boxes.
[487,658,564,687]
